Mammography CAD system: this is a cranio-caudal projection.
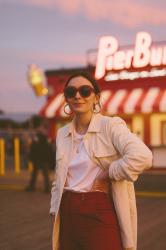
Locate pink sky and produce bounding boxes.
[14,0,166,27]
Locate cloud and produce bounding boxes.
[7,0,166,28]
[0,48,85,66]
[30,51,85,65]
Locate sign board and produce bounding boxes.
[95,32,166,81]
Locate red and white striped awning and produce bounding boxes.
[40,94,66,118]
[40,87,166,118]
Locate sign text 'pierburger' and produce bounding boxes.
[95,32,166,80]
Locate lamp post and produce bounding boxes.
[27,64,48,96]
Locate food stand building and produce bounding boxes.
[40,32,166,169]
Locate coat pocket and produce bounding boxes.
[93,150,118,170]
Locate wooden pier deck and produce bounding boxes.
[0,170,166,250]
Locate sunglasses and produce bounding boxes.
[64,85,95,99]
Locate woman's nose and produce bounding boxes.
[75,90,81,98]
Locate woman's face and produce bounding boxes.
[65,76,99,115]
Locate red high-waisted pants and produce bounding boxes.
[59,191,123,250]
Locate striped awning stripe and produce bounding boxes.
[40,87,166,118]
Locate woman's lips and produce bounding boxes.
[73,103,85,108]
[73,103,85,105]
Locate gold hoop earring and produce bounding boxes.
[93,102,101,113]
[64,104,73,115]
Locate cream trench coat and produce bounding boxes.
[50,113,153,250]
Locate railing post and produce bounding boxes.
[0,139,5,175]
[14,137,21,174]
[28,161,33,172]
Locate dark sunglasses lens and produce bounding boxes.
[79,86,92,97]
[64,87,76,98]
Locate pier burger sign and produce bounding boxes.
[95,32,166,81]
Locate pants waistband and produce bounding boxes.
[63,178,111,199]
[63,190,110,201]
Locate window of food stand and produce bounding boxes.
[161,121,166,145]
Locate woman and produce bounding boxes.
[50,73,153,250]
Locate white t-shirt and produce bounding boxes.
[64,130,108,192]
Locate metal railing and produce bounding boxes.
[0,130,34,175]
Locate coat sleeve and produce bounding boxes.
[108,117,153,182]
[50,130,60,215]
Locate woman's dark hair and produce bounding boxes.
[64,72,101,95]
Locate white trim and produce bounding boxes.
[100,90,112,106]
[107,89,127,114]
[45,93,64,118]
[160,90,166,112]
[141,87,160,113]
[124,88,143,114]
